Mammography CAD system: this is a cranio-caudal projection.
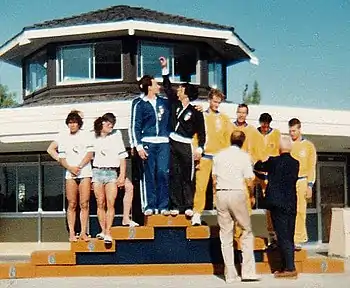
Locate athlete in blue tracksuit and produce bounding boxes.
[133,70,176,215]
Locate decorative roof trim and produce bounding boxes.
[0,20,258,65]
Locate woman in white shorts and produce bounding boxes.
[47,110,93,242]
[92,113,139,244]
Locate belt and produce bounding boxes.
[217,189,233,191]
[202,154,214,160]
[93,167,117,171]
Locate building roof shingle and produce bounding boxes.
[26,5,233,31]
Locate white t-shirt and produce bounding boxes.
[212,146,254,190]
[92,130,128,168]
[56,129,94,179]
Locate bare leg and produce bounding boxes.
[79,178,91,241]
[105,182,118,237]
[122,178,134,225]
[66,179,79,242]
[93,182,106,235]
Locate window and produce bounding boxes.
[57,41,122,84]
[42,164,64,211]
[138,42,200,83]
[0,167,16,212]
[25,51,47,95]
[17,166,39,212]
[0,154,65,214]
[208,62,223,91]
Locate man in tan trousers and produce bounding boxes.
[212,131,260,283]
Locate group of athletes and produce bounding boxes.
[48,56,316,251]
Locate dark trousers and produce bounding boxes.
[270,208,296,271]
[131,148,144,224]
[169,139,194,212]
[142,142,170,211]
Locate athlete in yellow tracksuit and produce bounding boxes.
[231,104,259,238]
[289,118,316,248]
[253,113,281,243]
[192,89,232,226]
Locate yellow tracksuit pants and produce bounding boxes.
[193,158,213,214]
[295,179,308,244]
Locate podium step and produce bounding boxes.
[111,226,154,240]
[0,263,34,279]
[71,239,115,253]
[31,250,76,265]
[302,257,345,273]
[263,249,307,263]
[145,215,191,227]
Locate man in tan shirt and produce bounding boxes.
[212,131,260,283]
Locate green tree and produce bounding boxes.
[242,81,261,105]
[0,84,18,108]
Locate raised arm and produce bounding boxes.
[159,57,178,103]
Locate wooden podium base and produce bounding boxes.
[0,215,345,279]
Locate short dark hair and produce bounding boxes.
[237,103,249,114]
[138,75,154,95]
[259,113,272,124]
[288,118,301,128]
[230,130,246,148]
[65,111,83,129]
[94,112,117,137]
[208,89,225,101]
[182,83,199,101]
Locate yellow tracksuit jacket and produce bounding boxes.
[193,110,232,214]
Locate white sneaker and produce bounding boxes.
[170,209,179,216]
[96,232,105,240]
[241,274,261,282]
[104,235,112,244]
[226,276,241,284]
[161,209,170,216]
[191,213,201,226]
[185,209,194,217]
[154,209,159,215]
[144,209,153,216]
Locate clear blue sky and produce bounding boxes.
[0,0,349,110]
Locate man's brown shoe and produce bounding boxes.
[274,270,298,279]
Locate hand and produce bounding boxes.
[69,166,81,176]
[250,196,256,207]
[131,147,136,157]
[194,151,202,161]
[159,56,167,68]
[116,176,125,187]
[138,148,148,160]
[306,187,313,199]
[194,105,203,112]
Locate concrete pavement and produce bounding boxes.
[1,273,350,288]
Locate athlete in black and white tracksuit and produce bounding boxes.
[162,66,206,216]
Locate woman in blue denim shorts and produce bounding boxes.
[92,113,139,244]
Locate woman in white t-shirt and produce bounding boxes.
[92,113,139,244]
[47,111,93,242]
